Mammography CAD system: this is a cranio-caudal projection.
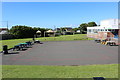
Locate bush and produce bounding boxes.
[10,25,34,38]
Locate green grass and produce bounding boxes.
[39,34,94,41]
[2,64,118,78]
[0,34,94,51]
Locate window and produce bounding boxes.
[111,29,115,32]
[93,29,98,33]
[108,29,111,31]
[89,29,91,32]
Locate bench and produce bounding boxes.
[101,40,107,45]
[95,39,101,43]
[19,43,28,48]
[26,41,32,47]
[13,41,33,51]
[105,41,116,46]
[34,40,40,43]
[13,45,23,51]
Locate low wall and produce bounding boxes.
[87,33,99,39]
[87,32,114,39]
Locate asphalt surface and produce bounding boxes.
[2,40,118,65]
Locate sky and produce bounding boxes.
[2,0,120,2]
[2,2,118,29]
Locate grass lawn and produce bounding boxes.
[2,64,118,78]
[0,34,94,51]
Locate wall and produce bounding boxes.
[100,19,119,29]
[87,32,114,40]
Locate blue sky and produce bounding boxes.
[2,2,118,29]
[2,0,120,2]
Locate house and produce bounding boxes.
[65,27,73,32]
[62,27,73,35]
[0,28,13,40]
[54,28,61,31]
[54,27,73,35]
[0,28,8,34]
[87,19,120,44]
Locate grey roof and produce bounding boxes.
[0,30,9,34]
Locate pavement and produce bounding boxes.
[2,40,118,65]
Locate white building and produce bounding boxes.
[87,19,120,40]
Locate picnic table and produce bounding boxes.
[105,41,116,46]
[26,41,32,45]
[34,40,40,43]
[13,41,33,51]
[19,43,28,47]
[13,43,27,51]
[101,39,107,44]
[95,39,101,43]
[13,45,22,51]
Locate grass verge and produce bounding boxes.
[2,64,118,78]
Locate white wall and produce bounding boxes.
[100,19,120,29]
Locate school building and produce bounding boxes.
[87,19,120,44]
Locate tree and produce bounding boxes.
[10,25,52,38]
[88,22,97,27]
[60,27,66,32]
[79,23,88,34]
[72,28,79,32]
[10,25,34,38]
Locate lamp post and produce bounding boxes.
[44,31,45,37]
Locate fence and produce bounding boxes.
[0,34,14,40]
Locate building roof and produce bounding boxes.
[0,28,8,30]
[0,30,9,34]
[46,30,54,33]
